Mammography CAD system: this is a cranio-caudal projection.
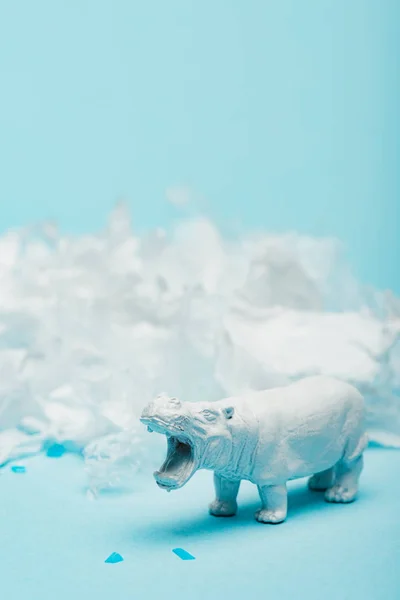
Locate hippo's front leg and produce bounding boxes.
[256,483,287,524]
[209,473,240,517]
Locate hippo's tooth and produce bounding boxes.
[147,426,153,433]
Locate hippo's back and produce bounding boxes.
[244,376,366,484]
[245,375,364,422]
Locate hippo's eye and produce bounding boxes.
[201,409,217,422]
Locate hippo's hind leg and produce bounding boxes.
[209,474,240,517]
[256,483,287,524]
[308,467,335,491]
[325,455,363,503]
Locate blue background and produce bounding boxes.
[0,0,399,291]
[0,4,399,597]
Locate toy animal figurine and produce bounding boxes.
[140,375,367,524]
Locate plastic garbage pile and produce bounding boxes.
[0,204,399,492]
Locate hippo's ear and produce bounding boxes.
[222,406,234,420]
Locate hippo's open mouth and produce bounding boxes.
[140,400,198,491]
[152,435,196,491]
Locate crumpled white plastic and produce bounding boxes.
[0,204,399,491]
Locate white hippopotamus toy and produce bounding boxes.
[140,375,367,523]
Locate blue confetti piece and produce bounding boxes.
[46,443,65,458]
[11,466,26,474]
[172,548,196,561]
[105,552,124,564]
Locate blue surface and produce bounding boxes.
[0,448,399,600]
[0,1,399,291]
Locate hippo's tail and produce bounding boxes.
[344,432,369,463]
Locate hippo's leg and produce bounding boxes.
[209,474,240,517]
[325,455,363,503]
[255,483,287,524]
[308,467,335,491]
